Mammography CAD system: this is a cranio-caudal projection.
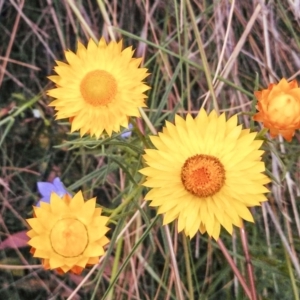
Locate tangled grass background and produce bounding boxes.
[0,0,300,299]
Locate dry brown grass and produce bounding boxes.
[0,0,300,299]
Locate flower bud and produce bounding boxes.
[253,78,300,141]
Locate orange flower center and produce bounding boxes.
[80,70,117,106]
[181,154,225,197]
[50,218,88,258]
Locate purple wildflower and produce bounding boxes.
[121,123,133,138]
[37,177,70,206]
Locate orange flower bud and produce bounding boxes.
[253,78,300,141]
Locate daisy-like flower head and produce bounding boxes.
[48,38,150,138]
[140,109,270,240]
[27,191,110,274]
[253,78,300,141]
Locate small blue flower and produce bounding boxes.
[37,177,70,206]
[121,123,133,139]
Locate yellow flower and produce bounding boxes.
[27,191,110,274]
[48,38,150,138]
[253,78,300,141]
[140,109,270,240]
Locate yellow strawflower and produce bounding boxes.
[140,109,270,240]
[27,191,109,274]
[48,38,150,138]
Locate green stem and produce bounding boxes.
[66,0,97,41]
[182,234,194,300]
[0,94,40,127]
[96,0,116,41]
[284,247,299,300]
[139,107,157,135]
[109,185,142,220]
[107,236,124,300]
[101,215,160,300]
[185,0,219,113]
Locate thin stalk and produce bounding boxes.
[217,238,252,299]
[185,0,219,113]
[66,0,97,41]
[67,202,148,300]
[0,0,24,87]
[96,0,116,41]
[109,185,142,219]
[284,247,299,300]
[101,215,160,300]
[107,236,123,300]
[0,94,40,127]
[164,226,184,300]
[182,234,194,300]
[139,107,157,135]
[240,225,257,300]
[266,203,300,277]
